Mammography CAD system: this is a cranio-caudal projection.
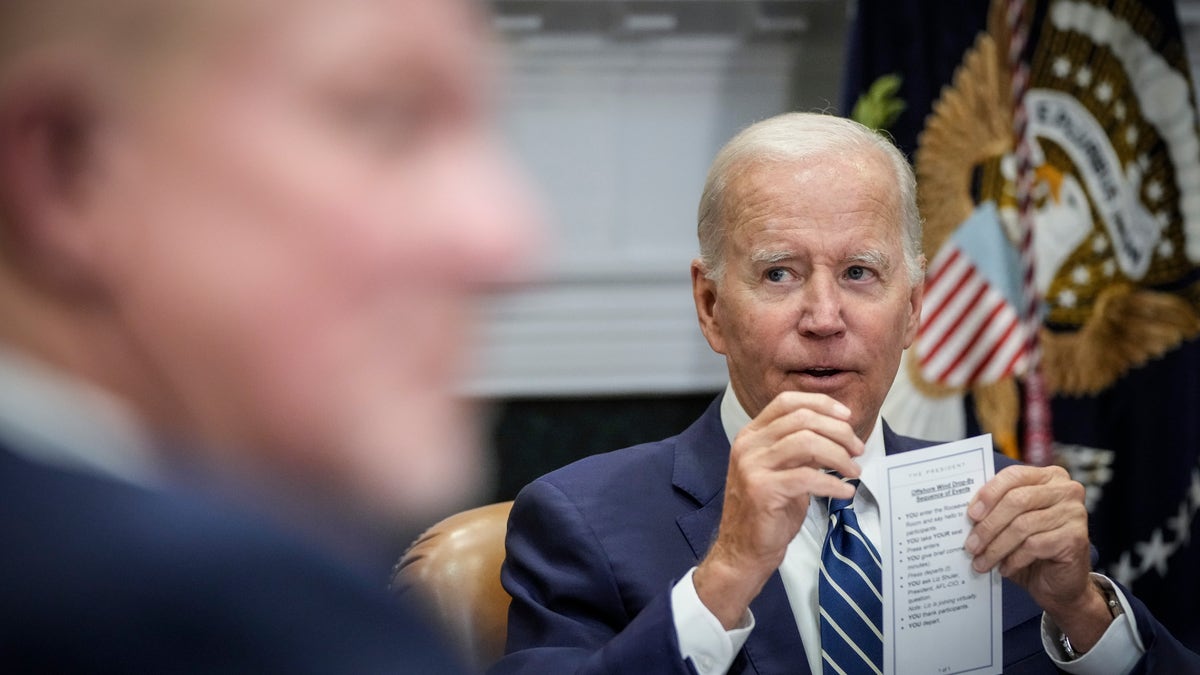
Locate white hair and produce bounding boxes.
[696,112,924,286]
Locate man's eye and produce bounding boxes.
[334,92,422,150]
[765,268,790,282]
[357,102,413,138]
[846,265,872,281]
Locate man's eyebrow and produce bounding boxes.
[845,249,893,272]
[749,249,793,265]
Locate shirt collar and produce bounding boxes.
[0,345,161,487]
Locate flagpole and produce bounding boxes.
[1006,0,1054,467]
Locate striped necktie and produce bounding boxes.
[819,478,883,675]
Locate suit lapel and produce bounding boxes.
[673,399,728,559]
[740,573,809,674]
[673,396,809,674]
[882,420,930,455]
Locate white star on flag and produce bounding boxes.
[1135,529,1174,578]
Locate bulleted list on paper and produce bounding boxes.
[901,489,973,628]
[877,435,1003,675]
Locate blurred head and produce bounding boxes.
[691,113,924,438]
[0,0,542,522]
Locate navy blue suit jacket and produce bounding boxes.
[0,441,464,674]
[495,396,1198,674]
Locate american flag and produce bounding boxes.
[914,243,1029,389]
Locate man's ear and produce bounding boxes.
[901,256,926,349]
[0,62,108,292]
[691,259,727,356]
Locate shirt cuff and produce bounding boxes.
[671,567,755,675]
[1039,574,1144,675]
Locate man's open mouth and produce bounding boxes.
[801,368,844,378]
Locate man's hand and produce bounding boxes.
[693,391,864,629]
[965,465,1113,651]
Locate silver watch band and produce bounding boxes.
[1058,581,1123,661]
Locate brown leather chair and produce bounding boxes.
[391,501,513,672]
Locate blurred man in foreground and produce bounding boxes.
[496,113,1198,673]
[0,0,539,670]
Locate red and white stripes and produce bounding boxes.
[915,245,1029,389]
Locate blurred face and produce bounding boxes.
[83,0,541,519]
[693,152,922,439]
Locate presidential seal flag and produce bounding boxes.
[843,0,1200,646]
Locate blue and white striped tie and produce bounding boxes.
[819,479,883,675]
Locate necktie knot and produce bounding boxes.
[828,478,860,514]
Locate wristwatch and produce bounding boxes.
[1058,581,1124,661]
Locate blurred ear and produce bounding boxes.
[0,61,107,292]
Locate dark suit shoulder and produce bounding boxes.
[0,447,464,674]
[533,435,678,500]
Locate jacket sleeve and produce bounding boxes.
[490,478,698,675]
[1122,581,1200,673]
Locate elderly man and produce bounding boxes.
[0,0,538,671]
[495,113,1197,674]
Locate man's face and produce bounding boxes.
[693,152,922,440]
[84,0,541,518]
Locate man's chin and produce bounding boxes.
[348,419,490,529]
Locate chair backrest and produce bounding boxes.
[391,501,513,672]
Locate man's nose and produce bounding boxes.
[435,137,548,289]
[797,273,845,337]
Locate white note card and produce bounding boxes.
[876,435,1002,675]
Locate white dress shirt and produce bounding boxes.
[671,383,1144,674]
[0,346,160,486]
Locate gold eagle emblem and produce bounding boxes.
[909,0,1200,454]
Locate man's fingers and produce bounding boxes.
[758,425,862,478]
[968,479,1077,545]
[748,400,863,463]
[966,486,1087,573]
[968,464,1071,522]
[774,466,857,500]
[994,529,1074,576]
[750,392,861,454]
[754,390,852,425]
